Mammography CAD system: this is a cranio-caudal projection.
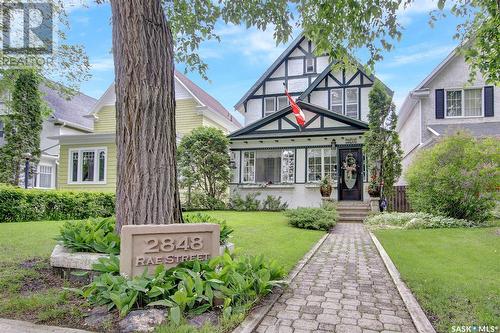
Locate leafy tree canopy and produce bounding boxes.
[164,0,498,84]
[363,81,403,197]
[177,127,231,210]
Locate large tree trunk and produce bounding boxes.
[110,0,183,232]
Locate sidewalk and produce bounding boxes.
[0,318,93,333]
[255,223,418,333]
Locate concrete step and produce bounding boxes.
[339,216,367,222]
[337,209,370,215]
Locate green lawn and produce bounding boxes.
[0,211,323,329]
[374,227,500,333]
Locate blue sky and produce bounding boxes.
[64,1,464,124]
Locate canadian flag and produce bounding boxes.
[284,85,306,127]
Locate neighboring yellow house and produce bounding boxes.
[54,71,241,192]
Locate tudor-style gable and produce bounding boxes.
[235,34,390,125]
[229,101,368,140]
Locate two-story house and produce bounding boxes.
[228,34,392,208]
[53,70,241,192]
[397,46,498,184]
[0,86,96,189]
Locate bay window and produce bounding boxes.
[446,88,482,117]
[242,149,295,184]
[307,148,337,182]
[69,148,107,184]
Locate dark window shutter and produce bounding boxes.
[435,89,444,119]
[484,86,494,117]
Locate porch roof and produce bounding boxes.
[228,101,369,140]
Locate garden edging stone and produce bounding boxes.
[50,243,235,272]
[231,232,330,333]
[369,231,436,333]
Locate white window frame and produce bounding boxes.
[0,119,4,138]
[307,148,337,183]
[305,57,315,73]
[264,97,276,116]
[444,87,484,118]
[35,164,54,189]
[345,87,359,119]
[242,151,255,183]
[68,147,107,184]
[330,88,343,114]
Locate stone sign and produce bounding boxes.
[120,224,220,277]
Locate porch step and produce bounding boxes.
[336,201,370,223]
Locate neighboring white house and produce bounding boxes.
[0,86,96,188]
[228,34,392,208]
[397,47,499,184]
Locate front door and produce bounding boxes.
[338,148,363,201]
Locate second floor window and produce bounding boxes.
[331,89,343,114]
[330,88,359,119]
[264,96,290,116]
[345,88,359,119]
[446,88,482,117]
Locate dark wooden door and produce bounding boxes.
[338,148,363,201]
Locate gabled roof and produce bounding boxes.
[174,70,241,128]
[298,62,393,101]
[229,101,368,140]
[41,85,96,131]
[89,72,241,129]
[397,46,459,127]
[234,33,305,109]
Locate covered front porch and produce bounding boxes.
[228,101,370,208]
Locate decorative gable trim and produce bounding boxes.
[298,63,391,101]
[228,101,368,140]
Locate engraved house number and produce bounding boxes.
[143,236,204,253]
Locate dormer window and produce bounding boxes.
[305,57,315,73]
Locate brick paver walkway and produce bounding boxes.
[255,223,418,333]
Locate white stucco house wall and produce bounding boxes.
[0,86,96,188]
[397,46,499,184]
[229,34,392,208]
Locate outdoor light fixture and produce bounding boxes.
[331,139,337,149]
[22,153,32,189]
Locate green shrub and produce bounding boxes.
[183,213,234,245]
[73,253,285,323]
[261,195,288,211]
[57,214,232,254]
[0,185,115,222]
[406,132,499,223]
[364,212,482,229]
[56,218,120,254]
[228,192,261,211]
[185,192,226,211]
[285,206,338,231]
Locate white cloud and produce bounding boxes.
[397,0,440,26]
[90,57,114,71]
[381,43,454,68]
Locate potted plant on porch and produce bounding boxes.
[320,176,333,197]
[367,173,381,197]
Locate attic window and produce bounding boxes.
[305,57,315,73]
[264,97,276,116]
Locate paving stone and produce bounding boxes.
[336,324,362,333]
[292,319,318,330]
[254,223,417,333]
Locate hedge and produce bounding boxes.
[0,185,115,222]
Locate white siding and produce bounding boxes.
[265,80,284,94]
[360,87,371,122]
[270,63,285,78]
[316,56,330,72]
[245,99,262,125]
[288,59,303,76]
[287,78,309,93]
[309,90,328,108]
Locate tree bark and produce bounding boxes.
[110,0,183,232]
